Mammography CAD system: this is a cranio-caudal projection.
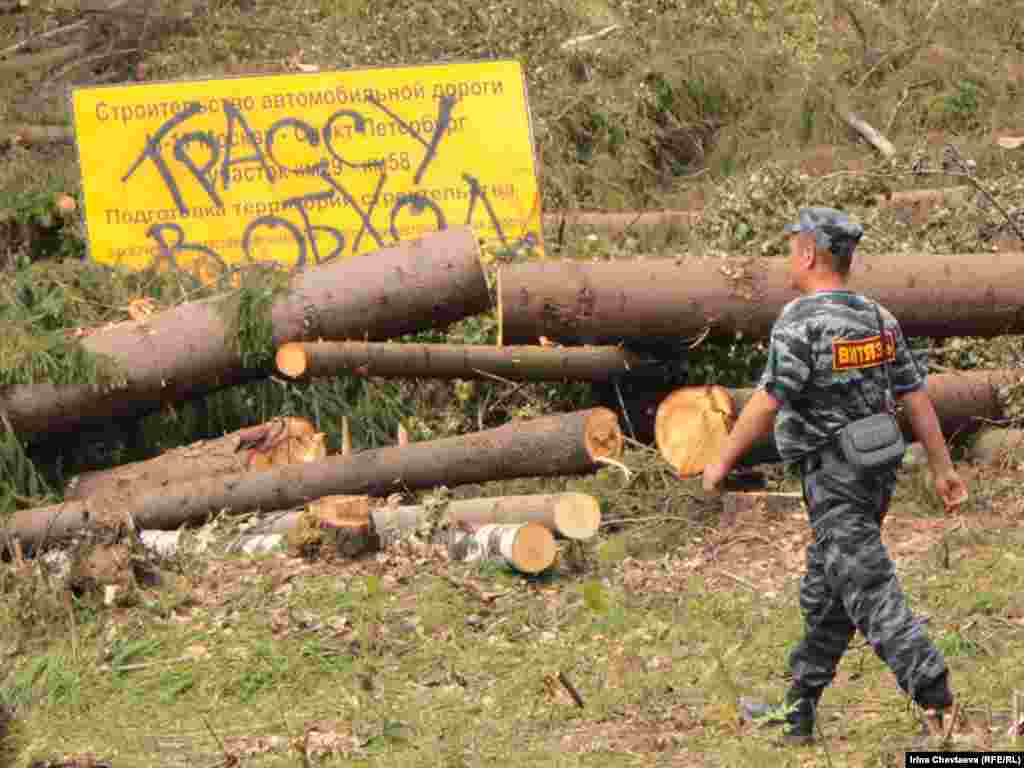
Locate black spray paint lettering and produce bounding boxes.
[122,102,204,215]
[147,222,227,272]
[241,216,308,269]
[173,131,222,209]
[322,110,384,173]
[119,90,526,271]
[283,189,347,265]
[320,167,388,253]
[389,193,447,243]
[220,101,276,193]
[364,94,455,184]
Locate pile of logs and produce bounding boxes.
[2,215,1022,574]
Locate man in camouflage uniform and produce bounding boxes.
[702,207,968,745]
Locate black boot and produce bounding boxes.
[914,672,955,743]
[739,687,819,745]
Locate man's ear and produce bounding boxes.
[799,234,816,268]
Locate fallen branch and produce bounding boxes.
[944,142,1024,243]
[5,124,74,145]
[560,24,621,51]
[557,671,585,708]
[840,111,896,159]
[0,42,88,75]
[0,20,89,58]
[542,209,702,233]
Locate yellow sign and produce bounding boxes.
[70,60,544,276]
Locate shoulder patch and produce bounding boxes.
[832,331,896,370]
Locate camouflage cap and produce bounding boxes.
[784,207,863,259]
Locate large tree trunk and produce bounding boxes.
[64,417,323,501]
[655,369,1022,470]
[3,408,622,553]
[276,340,645,383]
[538,188,970,235]
[1,227,488,441]
[496,253,1024,345]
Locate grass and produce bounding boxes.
[2,483,1023,767]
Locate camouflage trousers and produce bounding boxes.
[788,445,948,705]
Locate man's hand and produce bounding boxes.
[703,461,731,495]
[700,389,781,496]
[932,467,968,512]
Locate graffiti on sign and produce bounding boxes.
[71,60,544,278]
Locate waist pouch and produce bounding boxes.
[836,412,905,471]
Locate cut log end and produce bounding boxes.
[552,493,602,540]
[655,385,737,477]
[276,342,308,379]
[585,407,624,460]
[508,523,557,574]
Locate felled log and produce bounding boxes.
[542,209,703,233]
[655,369,1023,471]
[3,408,623,553]
[65,416,323,501]
[275,340,645,383]
[536,188,969,238]
[264,492,602,544]
[448,522,557,574]
[966,427,1024,466]
[1,227,488,440]
[6,124,74,146]
[287,495,374,558]
[496,254,1024,345]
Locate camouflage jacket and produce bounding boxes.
[758,290,925,463]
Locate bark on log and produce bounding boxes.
[3,408,622,553]
[276,340,646,383]
[841,111,896,158]
[448,522,557,574]
[1,227,488,440]
[64,417,323,501]
[496,254,1024,345]
[657,369,1022,471]
[542,209,703,232]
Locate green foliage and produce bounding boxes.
[0,257,125,389]
[0,180,85,263]
[218,266,292,370]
